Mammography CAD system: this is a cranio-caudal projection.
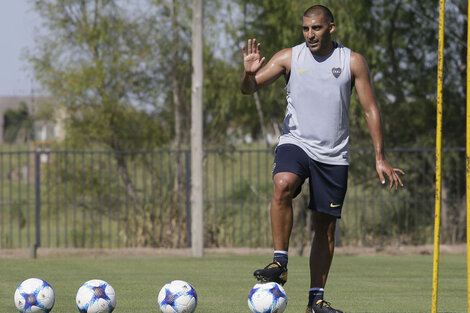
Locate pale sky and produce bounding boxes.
[0,0,39,96]
[0,1,228,97]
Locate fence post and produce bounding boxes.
[185,150,191,248]
[32,148,41,259]
[190,0,204,257]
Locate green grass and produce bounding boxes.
[0,253,466,312]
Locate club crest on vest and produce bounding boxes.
[331,67,342,78]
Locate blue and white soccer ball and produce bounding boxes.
[157,280,198,313]
[75,279,116,313]
[14,278,55,313]
[248,282,287,313]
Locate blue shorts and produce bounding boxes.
[272,144,348,218]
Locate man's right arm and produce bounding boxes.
[240,39,291,95]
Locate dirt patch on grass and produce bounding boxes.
[0,244,466,259]
[334,244,466,256]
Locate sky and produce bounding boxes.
[0,1,230,98]
[0,1,40,96]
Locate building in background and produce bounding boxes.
[0,96,62,144]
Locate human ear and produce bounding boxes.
[329,22,336,34]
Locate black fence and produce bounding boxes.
[0,147,466,250]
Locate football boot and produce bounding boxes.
[253,261,287,285]
[306,300,343,313]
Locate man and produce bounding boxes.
[240,5,404,313]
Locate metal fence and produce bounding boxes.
[0,147,466,250]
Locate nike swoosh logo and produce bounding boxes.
[298,69,310,73]
[330,203,341,208]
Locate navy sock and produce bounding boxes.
[308,288,324,307]
[273,250,288,268]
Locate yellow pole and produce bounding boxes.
[466,0,470,311]
[432,1,445,312]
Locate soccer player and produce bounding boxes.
[240,5,404,313]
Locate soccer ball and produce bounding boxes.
[75,279,116,313]
[14,278,55,313]
[247,282,287,313]
[157,280,197,313]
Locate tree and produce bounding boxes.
[235,0,304,143]
[328,0,468,242]
[3,102,34,143]
[28,0,468,246]
[149,0,191,200]
[29,0,168,246]
[219,0,467,244]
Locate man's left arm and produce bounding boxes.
[351,51,404,189]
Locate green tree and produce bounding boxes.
[3,102,34,144]
[221,0,465,149]
[235,0,305,143]
[29,0,169,246]
[222,0,467,244]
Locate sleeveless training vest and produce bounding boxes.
[279,42,352,165]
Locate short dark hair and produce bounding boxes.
[303,5,334,23]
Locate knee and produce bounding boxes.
[272,174,298,204]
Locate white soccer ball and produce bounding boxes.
[157,280,198,313]
[75,279,116,313]
[14,278,55,313]
[247,282,287,313]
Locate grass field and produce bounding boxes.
[0,252,466,313]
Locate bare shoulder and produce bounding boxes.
[266,47,292,72]
[273,47,292,61]
[255,47,293,85]
[350,51,369,77]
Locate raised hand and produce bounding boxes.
[241,38,266,75]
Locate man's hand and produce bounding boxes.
[242,38,265,75]
[376,159,405,190]
[240,40,290,94]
